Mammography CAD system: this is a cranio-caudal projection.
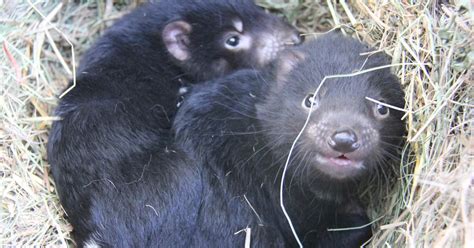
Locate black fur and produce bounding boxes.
[172,33,406,247]
[48,0,300,246]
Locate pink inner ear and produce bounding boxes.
[162,21,192,61]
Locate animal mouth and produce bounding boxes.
[327,154,363,168]
[315,154,365,179]
[328,154,352,165]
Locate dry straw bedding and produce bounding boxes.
[1,0,472,246]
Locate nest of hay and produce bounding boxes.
[1,0,472,246]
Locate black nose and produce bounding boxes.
[287,31,303,45]
[328,130,359,153]
[293,32,304,45]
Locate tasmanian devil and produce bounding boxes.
[170,33,406,247]
[65,33,405,247]
[47,0,300,245]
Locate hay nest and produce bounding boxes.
[1,0,472,246]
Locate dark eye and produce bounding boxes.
[375,101,390,118]
[302,94,317,109]
[225,35,240,47]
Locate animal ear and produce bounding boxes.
[274,49,305,83]
[162,21,192,61]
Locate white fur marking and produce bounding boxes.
[232,18,243,32]
[238,34,252,50]
[84,239,100,248]
[179,86,189,95]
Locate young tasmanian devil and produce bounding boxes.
[47,0,300,245]
[171,33,406,247]
[59,33,404,247]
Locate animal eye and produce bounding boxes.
[302,94,317,109]
[225,35,240,48]
[374,101,390,118]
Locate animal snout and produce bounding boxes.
[293,32,304,45]
[288,32,303,45]
[328,129,360,153]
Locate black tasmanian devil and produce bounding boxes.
[172,33,406,247]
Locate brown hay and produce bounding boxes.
[1,0,472,246]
